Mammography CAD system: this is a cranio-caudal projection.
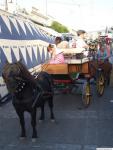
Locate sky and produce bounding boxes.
[1,0,113,31]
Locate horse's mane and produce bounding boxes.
[2,61,37,87]
[16,62,37,87]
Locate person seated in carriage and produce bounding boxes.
[47,36,72,64]
[55,36,69,49]
[47,37,65,64]
[76,30,89,49]
[76,30,89,57]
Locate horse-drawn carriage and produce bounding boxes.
[42,48,112,107]
[1,47,112,139]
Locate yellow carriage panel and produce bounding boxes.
[68,63,89,74]
[42,64,68,74]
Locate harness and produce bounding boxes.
[13,77,53,107]
[3,62,53,107]
[14,79,26,93]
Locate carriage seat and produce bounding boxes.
[63,47,92,61]
[65,57,90,64]
[62,47,85,54]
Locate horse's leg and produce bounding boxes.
[16,110,26,138]
[107,64,112,86]
[39,103,45,121]
[31,108,37,139]
[106,70,111,86]
[48,97,55,121]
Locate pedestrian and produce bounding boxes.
[97,44,108,61]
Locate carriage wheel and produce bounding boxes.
[96,72,105,96]
[82,81,91,107]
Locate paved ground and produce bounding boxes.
[0,86,113,150]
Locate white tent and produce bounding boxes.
[40,26,62,37]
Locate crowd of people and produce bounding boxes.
[47,29,113,65]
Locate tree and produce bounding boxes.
[50,21,69,33]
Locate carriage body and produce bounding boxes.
[43,63,92,107]
[42,59,90,75]
[42,48,111,107]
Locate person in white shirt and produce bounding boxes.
[76,30,89,57]
[76,30,89,49]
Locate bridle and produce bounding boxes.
[2,63,28,94]
[13,77,27,94]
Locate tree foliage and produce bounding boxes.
[50,21,69,33]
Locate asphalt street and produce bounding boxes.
[0,85,113,150]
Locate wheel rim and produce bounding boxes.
[82,83,91,107]
[97,74,105,96]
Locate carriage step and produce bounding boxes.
[75,78,94,84]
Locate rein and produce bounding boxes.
[32,91,53,108]
[30,52,64,78]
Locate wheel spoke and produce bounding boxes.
[96,73,105,96]
[82,82,91,107]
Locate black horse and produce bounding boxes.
[2,61,55,140]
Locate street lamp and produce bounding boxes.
[5,0,8,11]
[45,0,47,16]
[5,0,13,11]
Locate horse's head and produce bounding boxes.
[2,61,37,94]
[2,61,24,93]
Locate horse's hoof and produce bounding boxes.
[51,119,55,123]
[39,119,43,123]
[20,137,26,140]
[32,138,37,142]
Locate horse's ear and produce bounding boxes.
[19,58,22,63]
[2,72,5,79]
[5,59,9,64]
